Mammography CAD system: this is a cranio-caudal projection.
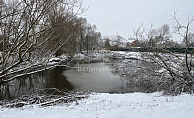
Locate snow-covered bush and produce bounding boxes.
[142,51,194,95]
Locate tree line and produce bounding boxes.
[0,0,101,83]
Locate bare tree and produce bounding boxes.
[76,19,101,54]
[171,11,194,74]
[128,11,194,94]
[0,0,86,84]
[158,24,170,40]
[139,12,194,94]
[133,23,145,42]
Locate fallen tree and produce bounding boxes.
[0,88,90,108]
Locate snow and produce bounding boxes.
[109,51,142,60]
[73,54,85,59]
[1,92,194,118]
[125,52,141,59]
[47,55,67,65]
[59,54,68,60]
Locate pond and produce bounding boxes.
[0,66,73,100]
[63,62,143,93]
[0,58,158,100]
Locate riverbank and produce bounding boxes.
[1,92,194,118]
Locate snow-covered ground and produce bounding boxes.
[1,92,194,118]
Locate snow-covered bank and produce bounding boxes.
[1,92,194,118]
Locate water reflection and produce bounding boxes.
[63,62,144,93]
[0,67,73,100]
[0,57,161,100]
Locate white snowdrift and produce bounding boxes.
[1,92,194,118]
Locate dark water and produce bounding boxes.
[0,66,73,100]
[0,59,158,100]
[63,62,143,93]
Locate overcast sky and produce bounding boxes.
[81,0,194,42]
